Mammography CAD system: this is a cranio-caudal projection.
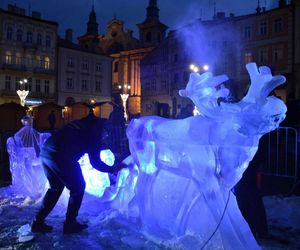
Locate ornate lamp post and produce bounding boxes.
[118,83,131,121]
[16,78,29,107]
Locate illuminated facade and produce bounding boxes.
[0,4,57,105]
[79,0,167,115]
[141,0,300,117]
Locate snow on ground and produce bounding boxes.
[0,187,299,250]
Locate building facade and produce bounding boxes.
[0,4,57,105]
[79,0,167,116]
[141,0,300,117]
[57,30,112,106]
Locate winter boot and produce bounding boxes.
[31,220,53,233]
[63,220,88,234]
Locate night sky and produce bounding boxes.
[1,0,280,40]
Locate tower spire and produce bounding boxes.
[256,0,262,13]
[86,4,99,35]
[146,0,159,21]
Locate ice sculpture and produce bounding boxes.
[106,63,287,249]
[6,115,51,198]
[79,149,115,197]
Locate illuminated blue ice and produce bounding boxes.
[78,150,114,197]
[106,63,287,249]
[6,116,50,199]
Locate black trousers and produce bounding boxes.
[35,157,86,222]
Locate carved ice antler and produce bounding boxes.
[179,71,229,116]
[243,63,286,104]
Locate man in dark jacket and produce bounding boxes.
[31,111,122,234]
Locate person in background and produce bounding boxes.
[31,110,124,234]
[48,110,56,130]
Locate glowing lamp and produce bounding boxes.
[203,65,209,71]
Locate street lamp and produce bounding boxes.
[16,78,29,107]
[119,83,131,121]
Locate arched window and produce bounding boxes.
[6,27,13,40]
[44,57,50,69]
[27,31,33,43]
[17,29,23,41]
[146,32,152,42]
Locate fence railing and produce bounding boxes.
[260,127,299,193]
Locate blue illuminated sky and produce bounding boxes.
[1,0,279,39]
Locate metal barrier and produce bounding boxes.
[262,127,299,192]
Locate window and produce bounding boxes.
[151,79,156,91]
[259,49,268,63]
[26,55,32,67]
[5,76,11,90]
[36,79,41,92]
[17,29,23,41]
[95,81,101,92]
[67,78,73,89]
[37,33,42,45]
[273,47,283,62]
[46,35,51,48]
[244,52,252,64]
[27,31,33,43]
[67,57,74,67]
[259,22,267,36]
[6,27,13,40]
[16,53,22,65]
[82,62,88,70]
[81,79,88,90]
[5,52,12,64]
[44,57,50,69]
[114,61,118,72]
[274,18,282,33]
[44,80,50,93]
[161,79,167,90]
[96,63,102,72]
[244,26,251,40]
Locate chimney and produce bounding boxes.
[32,11,41,19]
[65,29,73,42]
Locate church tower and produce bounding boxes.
[78,5,100,50]
[137,0,168,47]
[86,5,99,36]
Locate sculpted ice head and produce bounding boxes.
[179,62,287,134]
[240,63,287,134]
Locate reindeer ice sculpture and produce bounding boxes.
[106,63,287,249]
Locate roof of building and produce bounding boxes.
[0,7,58,26]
